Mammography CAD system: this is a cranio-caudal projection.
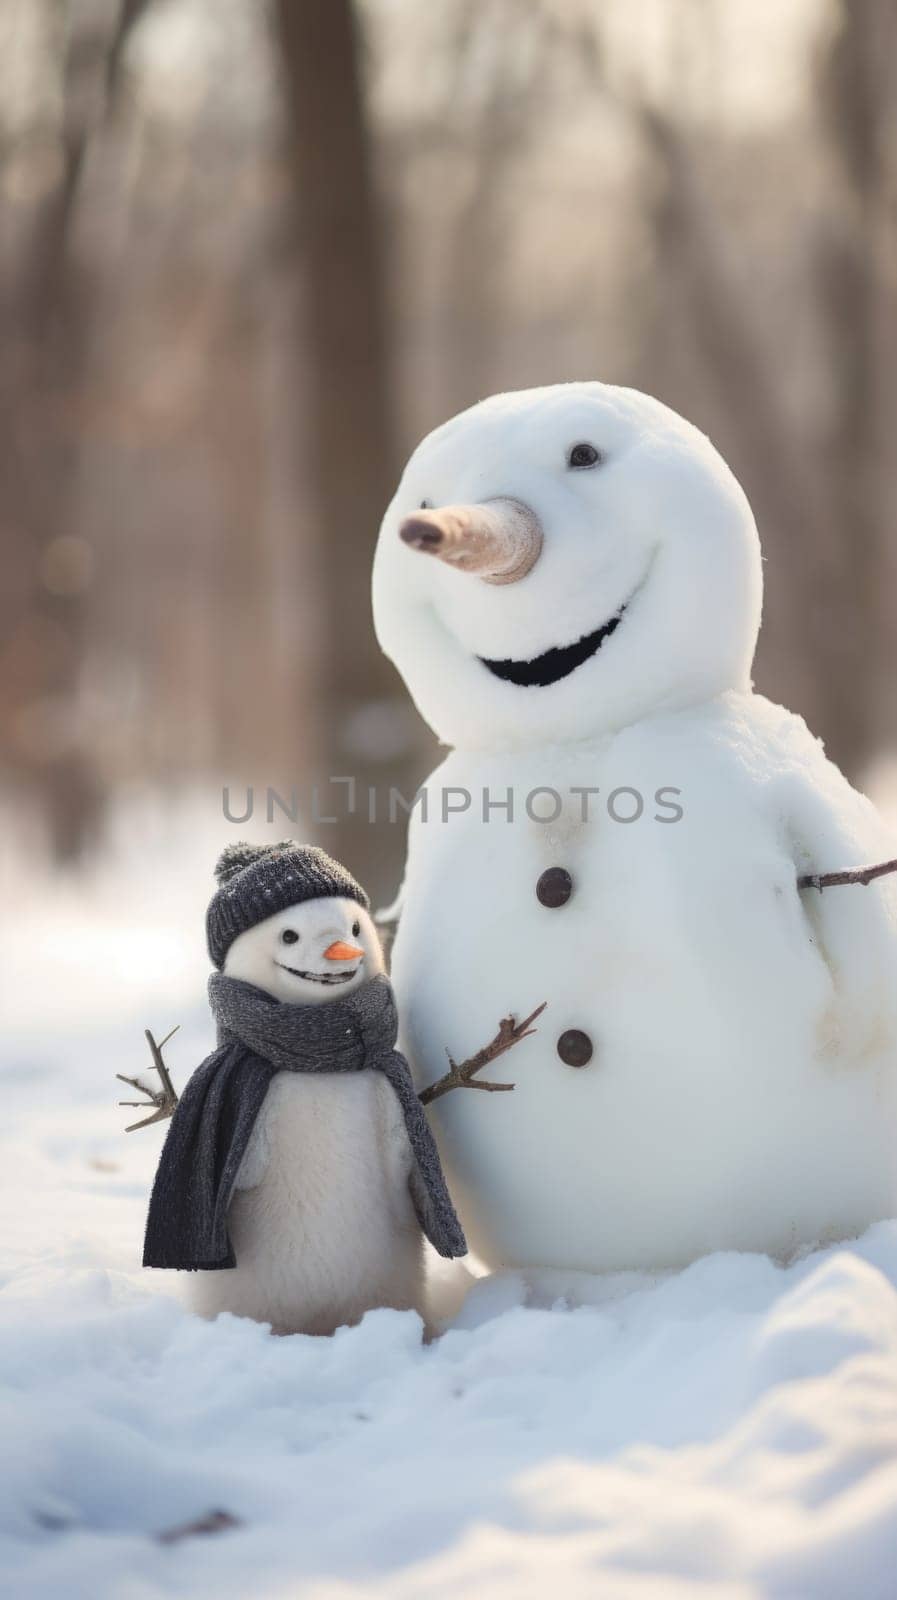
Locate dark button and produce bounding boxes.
[536,867,573,908]
[557,1029,593,1068]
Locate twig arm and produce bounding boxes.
[145,1026,179,1103]
[118,1027,180,1131]
[419,1002,546,1106]
[798,858,897,891]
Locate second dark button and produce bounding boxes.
[536,866,573,908]
[557,1029,593,1068]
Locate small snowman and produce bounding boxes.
[135,842,476,1336]
[127,842,543,1333]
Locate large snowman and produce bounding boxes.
[372,382,897,1274]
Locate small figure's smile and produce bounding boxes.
[479,607,625,688]
[275,962,359,986]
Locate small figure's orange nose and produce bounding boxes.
[323,940,364,962]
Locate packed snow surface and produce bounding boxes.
[3,798,897,1597]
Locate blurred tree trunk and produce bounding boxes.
[637,105,845,746]
[0,0,149,861]
[816,0,897,760]
[441,3,518,413]
[636,24,895,782]
[274,0,419,902]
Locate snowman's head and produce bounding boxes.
[373,382,762,748]
[223,896,384,1005]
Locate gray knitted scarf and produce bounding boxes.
[143,972,466,1270]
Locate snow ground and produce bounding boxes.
[3,786,897,1598]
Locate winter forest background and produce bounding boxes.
[2,0,896,914]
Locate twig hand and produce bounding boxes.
[798,858,897,892]
[117,1026,180,1131]
[419,1003,547,1106]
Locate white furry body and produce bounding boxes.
[189,1070,424,1335]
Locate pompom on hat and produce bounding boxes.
[206,841,369,969]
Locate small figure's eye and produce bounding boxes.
[281,928,299,945]
[419,499,431,510]
[351,920,360,938]
[567,442,603,470]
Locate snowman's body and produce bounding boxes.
[186,894,426,1335]
[393,698,897,1271]
[189,1072,422,1335]
[374,381,897,1273]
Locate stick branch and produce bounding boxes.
[798,858,897,892]
[117,1026,180,1131]
[419,1003,547,1106]
[156,1509,240,1545]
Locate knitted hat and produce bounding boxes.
[206,841,370,969]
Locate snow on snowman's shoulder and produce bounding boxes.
[652,691,832,788]
[741,695,895,832]
[598,693,890,854]
[586,692,809,778]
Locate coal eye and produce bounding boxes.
[419,499,431,510]
[281,928,299,945]
[567,442,603,470]
[352,920,360,937]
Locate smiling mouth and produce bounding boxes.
[275,963,358,985]
[479,607,626,688]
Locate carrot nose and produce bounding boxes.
[323,940,364,962]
